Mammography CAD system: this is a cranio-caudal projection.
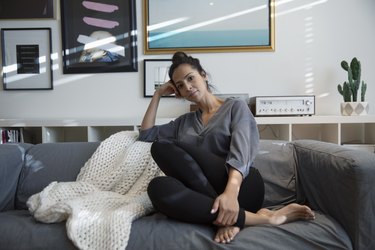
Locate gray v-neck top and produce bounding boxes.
[138,98,259,178]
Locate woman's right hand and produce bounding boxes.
[140,80,179,130]
[156,80,181,98]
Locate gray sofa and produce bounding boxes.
[0,139,374,250]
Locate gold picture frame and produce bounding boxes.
[143,0,275,54]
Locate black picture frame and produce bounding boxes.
[60,0,138,74]
[143,59,172,97]
[1,28,53,90]
[0,0,54,19]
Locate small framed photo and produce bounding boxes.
[143,59,172,97]
[1,28,53,90]
[60,0,138,73]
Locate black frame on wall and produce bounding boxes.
[0,0,54,19]
[60,0,138,74]
[1,28,53,90]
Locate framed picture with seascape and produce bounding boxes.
[143,0,275,54]
[60,0,138,73]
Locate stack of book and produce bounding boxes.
[0,128,22,144]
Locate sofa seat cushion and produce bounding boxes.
[0,210,76,250]
[0,210,352,250]
[127,211,352,250]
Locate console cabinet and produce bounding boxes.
[1,116,375,152]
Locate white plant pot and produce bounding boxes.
[340,102,369,116]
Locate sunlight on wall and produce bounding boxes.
[275,0,330,100]
[53,74,94,87]
[51,52,59,71]
[304,16,315,94]
[275,0,328,17]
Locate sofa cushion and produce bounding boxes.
[0,143,33,211]
[0,210,76,250]
[16,142,100,210]
[0,210,352,250]
[254,140,299,208]
[127,211,351,250]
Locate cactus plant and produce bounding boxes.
[337,82,352,102]
[361,81,367,102]
[337,57,367,102]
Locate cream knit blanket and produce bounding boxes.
[27,131,162,250]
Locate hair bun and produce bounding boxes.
[172,51,189,64]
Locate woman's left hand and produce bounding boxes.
[211,191,239,226]
[211,167,243,226]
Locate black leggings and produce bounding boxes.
[147,140,265,228]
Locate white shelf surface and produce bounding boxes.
[0,118,174,127]
[1,116,375,146]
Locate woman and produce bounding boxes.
[138,52,315,244]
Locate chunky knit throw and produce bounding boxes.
[27,131,162,250]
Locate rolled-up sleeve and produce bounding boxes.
[138,120,177,142]
[225,101,259,178]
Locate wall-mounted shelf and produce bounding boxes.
[1,116,375,152]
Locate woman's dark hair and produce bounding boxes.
[168,51,212,91]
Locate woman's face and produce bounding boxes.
[172,63,208,102]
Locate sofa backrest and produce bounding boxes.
[15,142,100,210]
[3,140,298,211]
[0,143,33,211]
[254,140,300,208]
[293,140,375,250]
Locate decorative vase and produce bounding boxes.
[340,102,369,116]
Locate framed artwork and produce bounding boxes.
[0,0,54,19]
[144,59,172,97]
[1,28,53,90]
[60,0,138,73]
[143,0,275,54]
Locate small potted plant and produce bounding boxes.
[337,57,369,115]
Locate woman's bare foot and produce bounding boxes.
[213,203,314,243]
[258,203,315,225]
[214,226,240,244]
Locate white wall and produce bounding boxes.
[1,0,374,120]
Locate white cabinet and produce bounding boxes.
[0,118,171,143]
[256,115,375,145]
[1,116,375,150]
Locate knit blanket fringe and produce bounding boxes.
[27,131,162,250]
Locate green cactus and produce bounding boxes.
[337,82,352,102]
[338,57,367,102]
[361,81,367,102]
[341,60,349,71]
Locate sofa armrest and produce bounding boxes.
[0,143,33,211]
[293,140,375,250]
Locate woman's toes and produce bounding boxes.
[215,226,240,244]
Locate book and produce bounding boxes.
[0,128,22,144]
